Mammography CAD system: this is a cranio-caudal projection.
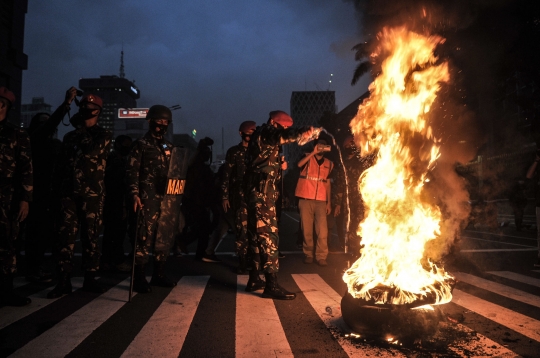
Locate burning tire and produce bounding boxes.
[341,292,443,343]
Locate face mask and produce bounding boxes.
[79,107,98,120]
[118,146,131,156]
[149,121,169,135]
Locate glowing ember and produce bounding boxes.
[343,27,454,306]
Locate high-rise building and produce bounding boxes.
[0,0,28,126]
[20,97,52,128]
[79,75,140,137]
[286,91,336,164]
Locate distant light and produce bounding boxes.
[130,86,138,94]
[330,74,333,76]
[192,129,197,138]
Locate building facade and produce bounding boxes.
[286,91,336,165]
[0,0,28,126]
[20,97,52,128]
[79,75,140,138]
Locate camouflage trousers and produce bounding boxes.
[134,199,170,265]
[246,182,280,273]
[57,195,103,273]
[235,199,249,258]
[0,201,20,275]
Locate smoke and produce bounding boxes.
[345,0,524,262]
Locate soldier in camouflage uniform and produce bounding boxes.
[48,93,112,299]
[217,121,256,274]
[244,110,314,300]
[127,105,176,293]
[333,135,376,260]
[0,87,33,307]
[101,135,132,272]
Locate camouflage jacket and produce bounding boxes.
[333,154,376,208]
[126,132,173,200]
[220,143,247,201]
[0,120,33,203]
[245,123,306,181]
[104,150,129,211]
[56,124,112,198]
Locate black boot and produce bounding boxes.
[133,264,152,293]
[237,256,247,275]
[262,273,296,300]
[47,271,72,299]
[150,261,177,287]
[1,273,31,306]
[83,271,106,293]
[245,269,265,292]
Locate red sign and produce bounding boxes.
[118,108,149,118]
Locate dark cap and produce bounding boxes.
[80,94,103,109]
[146,105,172,122]
[239,120,256,133]
[0,87,16,106]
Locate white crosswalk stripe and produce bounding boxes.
[0,277,84,330]
[487,271,540,287]
[452,288,540,342]
[2,271,540,357]
[454,271,540,308]
[121,276,209,358]
[9,278,135,358]
[236,275,293,357]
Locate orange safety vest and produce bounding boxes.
[295,155,333,201]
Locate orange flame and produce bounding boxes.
[343,27,453,305]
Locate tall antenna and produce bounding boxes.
[119,44,125,79]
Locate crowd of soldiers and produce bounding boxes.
[0,86,371,307]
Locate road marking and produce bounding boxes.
[454,272,540,308]
[9,278,135,358]
[461,248,537,252]
[0,278,84,330]
[292,274,405,357]
[282,212,299,222]
[452,289,540,342]
[487,271,540,287]
[463,229,538,241]
[460,236,536,248]
[121,276,209,358]
[236,276,293,357]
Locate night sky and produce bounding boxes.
[22,0,370,153]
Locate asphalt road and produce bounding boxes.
[1,211,540,357]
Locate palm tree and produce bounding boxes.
[351,42,372,86]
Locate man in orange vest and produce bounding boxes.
[295,139,334,266]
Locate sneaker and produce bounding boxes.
[535,258,540,267]
[303,256,313,264]
[202,254,222,263]
[317,259,328,267]
[278,251,286,258]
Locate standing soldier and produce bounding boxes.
[219,121,257,275]
[127,105,176,293]
[101,135,133,272]
[48,93,112,298]
[333,134,375,260]
[245,110,314,300]
[0,87,33,306]
[25,87,78,283]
